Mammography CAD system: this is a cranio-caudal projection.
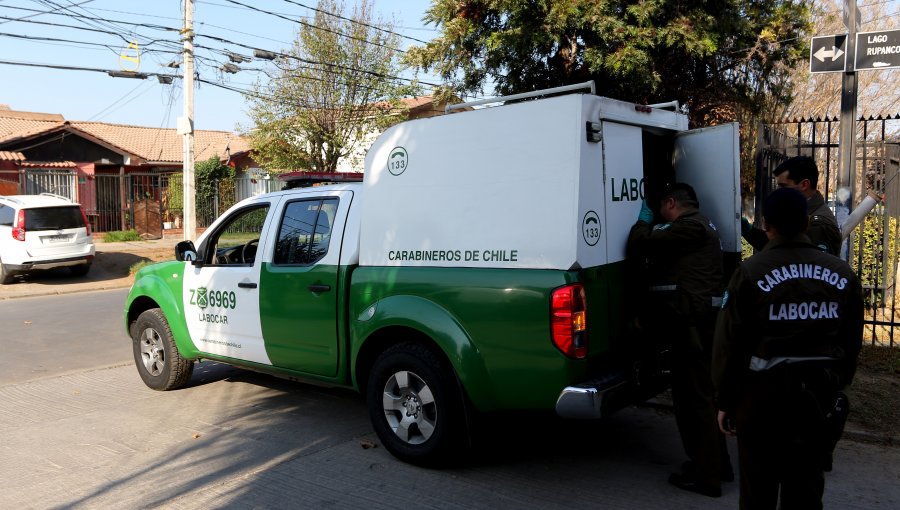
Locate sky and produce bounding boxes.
[0,0,440,132]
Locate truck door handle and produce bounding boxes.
[308,284,331,293]
[238,282,258,289]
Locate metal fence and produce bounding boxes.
[756,115,900,346]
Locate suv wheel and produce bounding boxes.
[0,259,16,285]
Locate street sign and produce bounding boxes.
[810,34,848,73]
[855,29,900,71]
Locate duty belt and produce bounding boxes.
[649,285,723,307]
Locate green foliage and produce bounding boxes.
[195,156,235,224]
[165,174,183,220]
[407,0,811,126]
[243,0,419,173]
[102,230,142,242]
[851,214,899,308]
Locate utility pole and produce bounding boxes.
[180,0,197,241]
[836,0,859,258]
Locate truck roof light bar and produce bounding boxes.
[444,81,597,113]
[278,171,363,189]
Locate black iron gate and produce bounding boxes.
[756,115,900,346]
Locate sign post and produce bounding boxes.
[837,0,859,260]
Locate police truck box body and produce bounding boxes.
[125,86,740,466]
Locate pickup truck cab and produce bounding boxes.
[125,83,740,466]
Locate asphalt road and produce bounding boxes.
[0,289,130,385]
[1,289,898,509]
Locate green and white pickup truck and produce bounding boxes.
[125,83,741,466]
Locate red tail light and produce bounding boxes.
[551,283,587,359]
[79,206,91,235]
[12,209,25,241]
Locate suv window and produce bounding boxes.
[24,206,84,230]
[274,198,337,265]
[0,205,13,226]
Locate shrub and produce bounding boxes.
[103,230,142,242]
[851,214,899,309]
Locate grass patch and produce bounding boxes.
[103,230,142,242]
[129,259,156,275]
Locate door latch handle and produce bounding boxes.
[238,282,258,289]
[308,284,331,293]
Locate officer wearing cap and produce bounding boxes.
[714,187,863,509]
[743,156,841,255]
[628,182,732,498]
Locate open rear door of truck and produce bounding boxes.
[673,123,741,257]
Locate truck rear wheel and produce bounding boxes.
[132,309,194,391]
[367,342,468,466]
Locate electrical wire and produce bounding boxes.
[219,0,405,53]
[278,0,430,44]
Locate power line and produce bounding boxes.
[0,6,433,88]
[0,58,178,80]
[219,0,405,54]
[0,30,179,56]
[0,0,93,26]
[278,0,430,45]
[0,12,178,48]
[88,79,155,121]
[192,38,439,87]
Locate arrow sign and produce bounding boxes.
[814,46,845,62]
[810,35,848,73]
[855,29,900,71]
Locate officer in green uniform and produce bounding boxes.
[714,187,863,509]
[743,156,841,255]
[628,183,732,498]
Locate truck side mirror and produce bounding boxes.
[175,240,202,266]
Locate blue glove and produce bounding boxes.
[638,200,653,223]
[740,217,752,236]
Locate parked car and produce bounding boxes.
[0,193,95,284]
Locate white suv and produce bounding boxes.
[0,194,95,284]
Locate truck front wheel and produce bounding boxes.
[367,342,468,466]
[132,309,194,391]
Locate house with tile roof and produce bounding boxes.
[0,105,257,233]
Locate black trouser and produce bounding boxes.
[669,310,730,486]
[736,367,833,509]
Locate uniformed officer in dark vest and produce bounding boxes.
[628,182,732,498]
[713,187,863,509]
[742,156,841,256]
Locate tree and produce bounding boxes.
[406,1,811,127]
[244,0,418,173]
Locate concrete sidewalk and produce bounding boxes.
[0,238,176,300]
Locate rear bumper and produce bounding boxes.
[5,254,94,272]
[555,373,632,419]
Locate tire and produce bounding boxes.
[0,259,15,285]
[69,263,91,277]
[366,342,469,467]
[131,308,194,390]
